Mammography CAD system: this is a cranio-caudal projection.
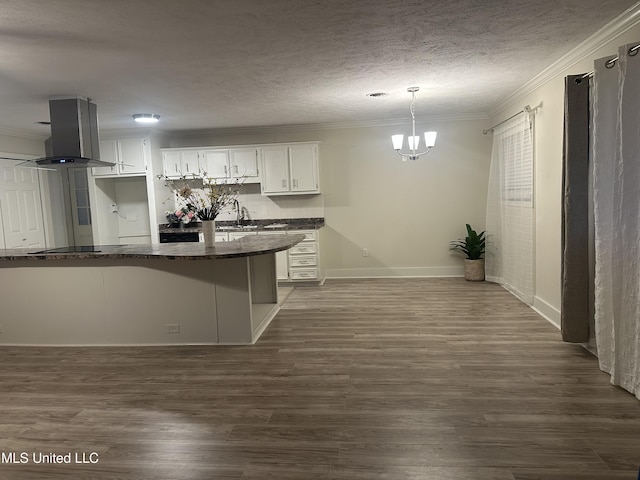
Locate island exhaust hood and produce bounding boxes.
[37,96,115,167]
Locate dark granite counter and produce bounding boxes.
[158,217,324,234]
[0,234,304,261]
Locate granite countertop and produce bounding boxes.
[158,217,324,234]
[0,234,304,261]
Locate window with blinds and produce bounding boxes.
[499,125,533,205]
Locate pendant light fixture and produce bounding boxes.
[391,87,437,161]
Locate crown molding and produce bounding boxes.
[491,1,640,116]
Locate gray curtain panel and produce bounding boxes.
[560,74,591,343]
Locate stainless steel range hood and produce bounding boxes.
[37,96,115,167]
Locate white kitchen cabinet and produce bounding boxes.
[199,149,229,179]
[289,144,319,192]
[258,229,320,282]
[229,148,259,178]
[260,147,289,194]
[258,231,289,280]
[287,229,319,280]
[260,144,319,195]
[92,140,118,176]
[201,148,259,181]
[92,138,148,177]
[165,148,259,182]
[162,150,200,178]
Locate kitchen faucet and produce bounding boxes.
[234,199,245,225]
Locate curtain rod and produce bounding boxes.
[483,105,534,135]
[582,43,640,79]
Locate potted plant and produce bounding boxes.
[450,224,486,281]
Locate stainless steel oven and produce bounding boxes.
[159,231,200,243]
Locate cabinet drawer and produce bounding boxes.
[290,268,318,280]
[289,255,317,267]
[289,243,317,255]
[292,229,316,241]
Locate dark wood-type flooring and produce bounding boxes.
[1,278,639,479]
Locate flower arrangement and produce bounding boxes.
[159,171,243,222]
[166,206,197,225]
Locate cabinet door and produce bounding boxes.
[118,138,147,175]
[261,147,289,194]
[289,144,318,193]
[180,151,200,176]
[200,150,229,179]
[259,231,289,280]
[92,140,118,176]
[162,151,181,178]
[229,148,258,178]
[274,250,289,280]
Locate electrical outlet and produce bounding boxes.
[362,248,369,257]
[111,204,118,213]
[166,324,180,334]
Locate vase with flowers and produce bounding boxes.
[166,206,197,227]
[159,171,243,247]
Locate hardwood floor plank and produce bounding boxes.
[0,278,638,479]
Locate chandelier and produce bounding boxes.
[391,87,437,161]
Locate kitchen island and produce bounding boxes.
[0,235,303,346]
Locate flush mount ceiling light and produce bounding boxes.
[132,113,160,124]
[391,87,437,161]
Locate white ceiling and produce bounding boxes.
[0,0,637,137]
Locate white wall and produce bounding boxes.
[92,177,152,244]
[168,117,492,277]
[490,17,640,324]
[0,133,45,158]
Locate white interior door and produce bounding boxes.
[0,159,46,249]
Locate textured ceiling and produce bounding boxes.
[0,0,637,137]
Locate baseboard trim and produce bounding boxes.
[532,295,561,330]
[325,266,464,279]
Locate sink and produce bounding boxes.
[264,223,289,229]
[218,225,258,231]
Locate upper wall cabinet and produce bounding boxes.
[199,149,229,179]
[201,148,259,180]
[92,138,148,177]
[230,148,259,178]
[260,144,319,196]
[162,150,200,177]
[162,148,260,182]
